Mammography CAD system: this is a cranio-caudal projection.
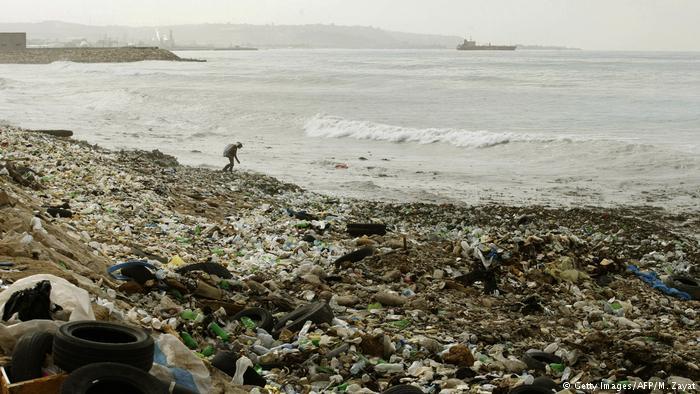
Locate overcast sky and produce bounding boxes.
[4,0,700,50]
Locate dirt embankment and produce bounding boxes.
[0,47,196,64]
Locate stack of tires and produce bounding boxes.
[11,321,169,394]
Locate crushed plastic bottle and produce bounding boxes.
[374,363,404,374]
[257,329,275,348]
[350,359,366,375]
[297,320,313,351]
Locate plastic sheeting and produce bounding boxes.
[150,333,211,394]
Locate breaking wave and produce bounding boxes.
[64,88,150,111]
[304,114,579,148]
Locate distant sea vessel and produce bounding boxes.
[457,38,516,51]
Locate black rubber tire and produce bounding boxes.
[169,383,200,394]
[383,384,424,394]
[211,351,267,387]
[60,362,166,394]
[665,275,700,300]
[532,376,558,391]
[272,302,334,337]
[347,223,387,237]
[46,207,73,218]
[10,331,54,383]
[455,367,476,379]
[232,308,274,332]
[53,321,154,372]
[508,384,555,394]
[210,351,236,375]
[120,265,156,285]
[175,262,233,279]
[334,247,374,267]
[522,351,562,371]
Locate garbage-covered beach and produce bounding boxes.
[0,125,698,393]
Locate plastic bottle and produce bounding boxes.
[252,344,269,355]
[201,345,215,357]
[297,320,313,351]
[180,331,198,349]
[350,360,366,375]
[257,329,275,348]
[240,316,257,330]
[208,322,230,342]
[374,363,404,374]
[180,309,198,321]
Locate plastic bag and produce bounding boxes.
[150,334,211,394]
[0,274,94,322]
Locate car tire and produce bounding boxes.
[334,247,374,267]
[508,384,556,393]
[10,331,54,382]
[60,362,165,394]
[53,321,154,372]
[272,302,334,337]
[232,308,274,332]
[383,384,425,393]
[522,351,562,371]
[531,376,558,391]
[175,262,233,279]
[211,351,267,387]
[665,275,700,300]
[347,223,387,237]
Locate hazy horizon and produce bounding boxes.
[3,0,700,51]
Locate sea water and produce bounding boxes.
[1,49,698,209]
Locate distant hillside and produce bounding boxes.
[0,21,463,49]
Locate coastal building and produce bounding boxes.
[0,32,26,50]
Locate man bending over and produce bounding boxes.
[223,142,242,172]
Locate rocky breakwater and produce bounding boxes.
[0,47,199,64]
[0,124,699,393]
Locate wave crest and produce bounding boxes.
[303,114,574,148]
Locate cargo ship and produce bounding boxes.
[457,38,516,51]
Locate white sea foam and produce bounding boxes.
[65,89,149,111]
[304,114,579,148]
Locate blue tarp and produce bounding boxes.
[627,265,691,301]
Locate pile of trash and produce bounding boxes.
[1,125,698,393]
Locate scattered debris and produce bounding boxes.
[1,125,699,393]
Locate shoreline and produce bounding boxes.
[2,50,698,214]
[1,125,699,391]
[9,124,700,238]
[0,47,203,64]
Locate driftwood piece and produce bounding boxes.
[4,163,42,190]
[29,129,73,138]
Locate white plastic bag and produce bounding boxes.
[0,274,96,354]
[0,274,95,322]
